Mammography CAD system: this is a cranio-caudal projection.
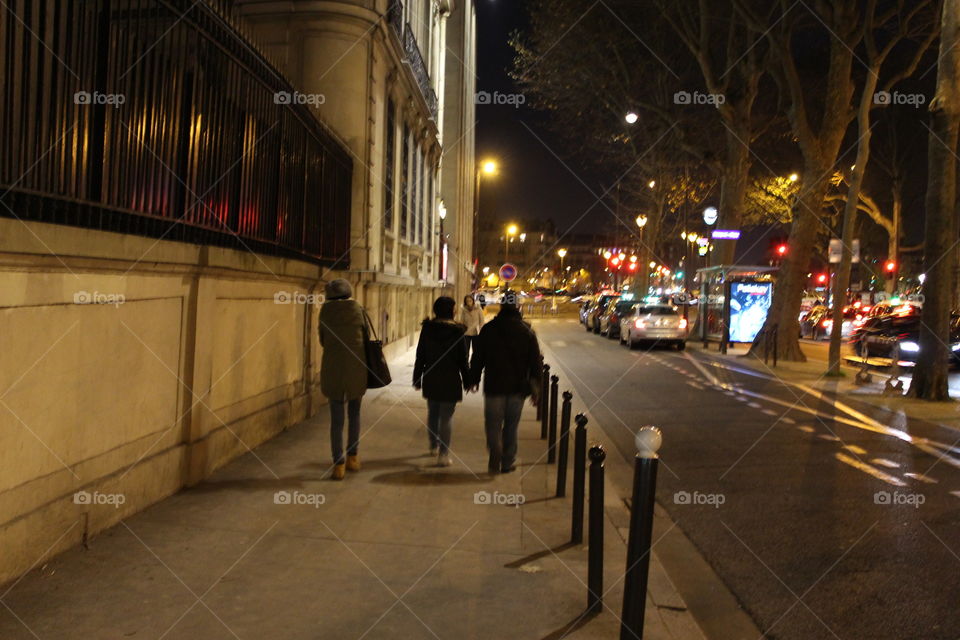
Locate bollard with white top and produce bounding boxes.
[620,426,662,640]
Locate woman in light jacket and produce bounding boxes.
[319,279,367,480]
[459,294,485,357]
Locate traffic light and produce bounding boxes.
[816,273,828,284]
[777,244,788,256]
[885,260,897,274]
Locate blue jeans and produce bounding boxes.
[483,394,525,471]
[330,398,361,464]
[427,400,457,454]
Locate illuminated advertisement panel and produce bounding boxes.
[729,282,773,343]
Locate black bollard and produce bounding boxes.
[540,364,551,439]
[571,413,588,544]
[536,362,543,421]
[548,375,559,463]
[587,444,606,613]
[621,427,663,640]
[556,391,573,497]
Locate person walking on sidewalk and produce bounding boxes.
[414,296,470,467]
[459,294,485,358]
[319,279,367,480]
[469,290,542,474]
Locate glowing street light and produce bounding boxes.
[648,180,656,189]
[481,160,499,176]
[789,173,799,182]
[635,215,648,229]
[625,111,639,124]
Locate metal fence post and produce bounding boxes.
[571,414,588,544]
[540,364,550,439]
[556,391,573,497]
[536,361,544,421]
[588,444,606,613]
[621,427,663,640]
[548,374,559,463]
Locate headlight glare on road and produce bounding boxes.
[900,341,920,353]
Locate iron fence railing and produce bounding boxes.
[0,0,352,266]
[402,24,439,121]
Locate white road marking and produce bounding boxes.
[781,417,796,425]
[835,453,907,487]
[843,444,868,455]
[798,426,815,433]
[871,458,900,469]
[818,434,841,442]
[761,409,778,416]
[747,402,762,409]
[904,472,938,484]
[950,491,960,500]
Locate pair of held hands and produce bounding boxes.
[413,382,537,406]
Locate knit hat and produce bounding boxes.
[325,279,353,300]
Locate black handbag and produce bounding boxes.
[362,309,392,388]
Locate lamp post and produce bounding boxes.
[505,223,519,265]
[438,202,447,281]
[473,159,499,286]
[635,215,648,294]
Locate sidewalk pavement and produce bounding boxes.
[690,341,960,433]
[0,344,707,640]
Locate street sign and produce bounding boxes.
[828,238,860,264]
[712,229,741,240]
[499,263,517,282]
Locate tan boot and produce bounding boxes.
[346,455,361,472]
[331,463,346,480]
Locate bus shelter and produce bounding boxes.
[696,265,778,346]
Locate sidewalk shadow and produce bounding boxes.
[540,610,600,639]
[504,541,577,568]
[370,469,493,486]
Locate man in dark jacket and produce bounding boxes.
[413,297,470,467]
[469,290,542,474]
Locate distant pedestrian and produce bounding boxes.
[469,290,542,474]
[459,294,485,357]
[319,279,367,480]
[414,297,470,467]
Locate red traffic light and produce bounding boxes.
[816,274,828,284]
[885,260,897,273]
[777,244,788,255]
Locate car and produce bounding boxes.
[850,301,918,354]
[587,294,620,333]
[852,302,960,366]
[579,299,594,325]
[800,305,860,340]
[599,299,640,339]
[619,304,688,350]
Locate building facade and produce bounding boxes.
[0,0,475,585]
[239,0,477,345]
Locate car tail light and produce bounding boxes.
[679,318,688,329]
[822,319,832,328]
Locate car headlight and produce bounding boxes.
[899,341,920,353]
[952,343,960,351]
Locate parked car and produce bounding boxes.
[619,304,688,350]
[854,303,960,366]
[600,299,640,339]
[587,294,620,333]
[850,301,919,354]
[579,300,594,326]
[800,305,860,340]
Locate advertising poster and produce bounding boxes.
[729,282,773,342]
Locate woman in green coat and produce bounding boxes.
[319,279,368,480]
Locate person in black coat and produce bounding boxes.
[468,290,542,474]
[413,296,470,467]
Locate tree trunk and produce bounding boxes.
[748,166,834,362]
[715,121,752,265]
[910,0,960,401]
[827,73,879,375]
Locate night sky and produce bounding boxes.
[474,0,601,236]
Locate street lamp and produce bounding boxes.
[625,111,639,124]
[438,201,447,281]
[635,215,648,229]
[474,158,500,284]
[505,223,519,263]
[789,173,799,182]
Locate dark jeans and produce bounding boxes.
[465,335,479,359]
[427,400,457,454]
[483,394,525,471]
[330,398,362,464]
